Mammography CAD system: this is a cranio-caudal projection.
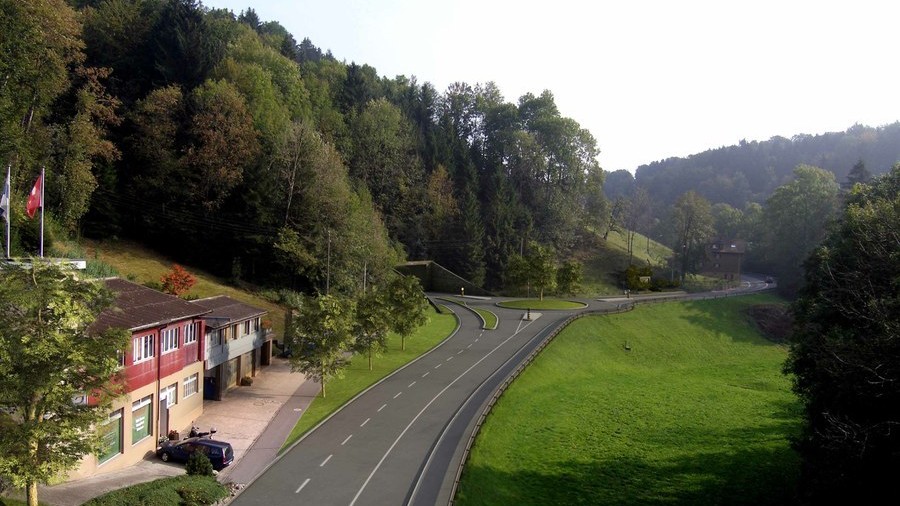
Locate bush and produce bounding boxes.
[185,452,214,477]
[83,476,227,506]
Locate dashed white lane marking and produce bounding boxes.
[457,350,464,355]
[295,478,310,493]
[475,338,479,343]
[466,343,472,349]
[446,356,453,361]
[320,454,332,467]
[341,435,352,446]
[349,318,546,506]
[394,392,402,399]
[408,381,417,388]
[360,418,370,427]
[378,404,386,412]
[435,363,442,369]
[422,372,430,378]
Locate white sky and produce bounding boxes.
[202,0,899,173]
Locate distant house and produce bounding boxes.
[698,239,746,281]
[74,279,211,479]
[190,296,272,401]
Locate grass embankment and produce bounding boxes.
[438,298,498,330]
[457,294,801,506]
[82,475,227,506]
[496,299,586,310]
[77,239,286,339]
[580,229,672,296]
[282,306,458,450]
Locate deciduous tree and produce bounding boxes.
[285,294,355,398]
[384,275,428,351]
[786,165,900,503]
[0,262,129,506]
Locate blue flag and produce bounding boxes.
[0,167,9,223]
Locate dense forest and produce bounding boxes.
[1,0,604,294]
[605,123,900,226]
[3,0,899,298]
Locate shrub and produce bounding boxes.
[161,264,197,296]
[185,452,214,477]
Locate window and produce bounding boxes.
[209,328,223,347]
[231,324,238,339]
[183,374,199,398]
[133,334,154,364]
[162,327,179,354]
[131,395,152,444]
[184,323,197,345]
[244,320,251,335]
[161,383,177,408]
[98,409,123,463]
[253,317,260,332]
[116,349,125,368]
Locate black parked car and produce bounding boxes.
[157,437,234,470]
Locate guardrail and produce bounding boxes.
[447,302,635,505]
[446,286,774,504]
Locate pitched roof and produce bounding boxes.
[190,295,266,328]
[93,278,210,333]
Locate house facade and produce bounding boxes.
[698,239,746,281]
[72,279,210,479]
[191,296,272,401]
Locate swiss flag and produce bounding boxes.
[26,173,42,219]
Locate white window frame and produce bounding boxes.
[161,383,177,408]
[183,374,199,398]
[133,334,154,364]
[184,323,197,345]
[131,395,153,444]
[98,409,123,464]
[161,327,179,354]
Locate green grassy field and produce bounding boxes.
[76,238,287,339]
[580,229,672,296]
[497,299,587,310]
[282,306,458,449]
[457,295,801,506]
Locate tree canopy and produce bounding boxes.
[786,165,900,503]
[0,262,129,506]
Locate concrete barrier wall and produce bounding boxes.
[397,261,492,296]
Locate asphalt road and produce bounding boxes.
[233,278,772,506]
[232,297,602,506]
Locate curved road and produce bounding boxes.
[233,277,771,506]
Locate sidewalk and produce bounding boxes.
[29,356,317,506]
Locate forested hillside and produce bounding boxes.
[605,123,900,209]
[1,0,604,293]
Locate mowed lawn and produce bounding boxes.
[457,295,801,505]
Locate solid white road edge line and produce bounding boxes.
[348,318,538,506]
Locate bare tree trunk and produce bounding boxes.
[368,346,373,371]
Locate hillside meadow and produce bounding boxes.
[457,295,801,505]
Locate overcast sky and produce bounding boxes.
[202,0,898,173]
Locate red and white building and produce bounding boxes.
[73,278,211,478]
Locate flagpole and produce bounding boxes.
[4,165,9,259]
[39,167,44,258]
